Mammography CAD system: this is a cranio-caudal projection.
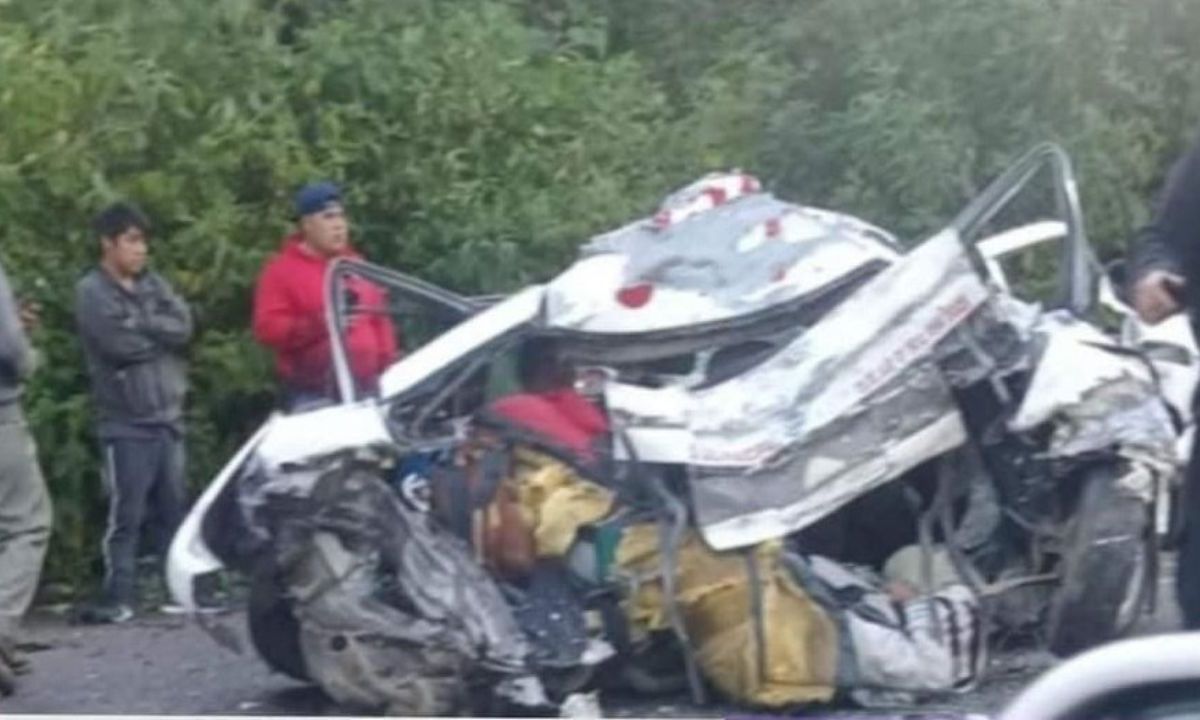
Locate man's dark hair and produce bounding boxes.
[516,336,566,391]
[92,202,151,241]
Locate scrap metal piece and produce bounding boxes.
[675,229,992,551]
[252,457,546,715]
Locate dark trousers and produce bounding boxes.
[100,428,186,607]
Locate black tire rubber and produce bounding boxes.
[1046,463,1152,657]
[246,562,310,682]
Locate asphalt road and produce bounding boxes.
[0,558,1184,717]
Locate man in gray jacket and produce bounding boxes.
[75,202,192,623]
[0,258,52,694]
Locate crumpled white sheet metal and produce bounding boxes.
[693,394,966,551]
[254,401,393,470]
[167,419,275,611]
[688,228,988,469]
[681,229,991,550]
[544,173,898,334]
[1045,378,1178,462]
[605,381,690,427]
[1010,312,1155,432]
[252,461,549,714]
[1009,312,1179,482]
[606,381,692,463]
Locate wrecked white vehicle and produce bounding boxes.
[168,144,1186,714]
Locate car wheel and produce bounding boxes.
[247,561,310,682]
[1046,463,1152,656]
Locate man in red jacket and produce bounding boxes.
[253,182,400,411]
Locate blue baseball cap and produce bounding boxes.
[294,181,342,217]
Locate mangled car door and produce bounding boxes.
[325,258,481,403]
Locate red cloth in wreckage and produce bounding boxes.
[252,234,400,394]
[489,389,610,460]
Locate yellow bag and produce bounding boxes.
[616,525,840,707]
[446,439,614,580]
[509,447,615,558]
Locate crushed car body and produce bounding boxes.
[168,143,1188,715]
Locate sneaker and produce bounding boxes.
[76,602,134,625]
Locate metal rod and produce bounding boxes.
[616,427,707,705]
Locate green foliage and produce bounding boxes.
[0,0,706,588]
[664,0,1200,252]
[4,0,1200,591]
